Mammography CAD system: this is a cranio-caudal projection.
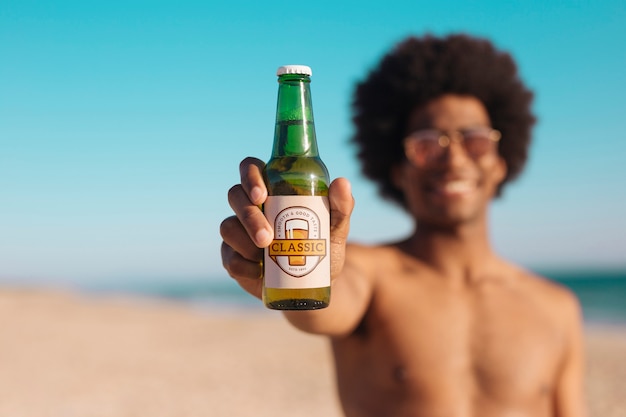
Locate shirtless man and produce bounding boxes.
[220,34,586,417]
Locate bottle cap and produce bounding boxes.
[276,65,312,76]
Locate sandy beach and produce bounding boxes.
[0,288,624,417]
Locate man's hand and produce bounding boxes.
[220,157,354,300]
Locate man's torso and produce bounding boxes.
[331,243,574,417]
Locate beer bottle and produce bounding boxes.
[262,65,331,310]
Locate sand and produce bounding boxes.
[0,288,624,417]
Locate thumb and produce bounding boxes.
[328,177,354,278]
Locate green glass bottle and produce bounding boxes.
[262,65,331,310]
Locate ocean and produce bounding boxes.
[93,269,626,325]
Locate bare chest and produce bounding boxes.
[334,278,565,412]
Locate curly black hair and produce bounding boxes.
[350,33,536,208]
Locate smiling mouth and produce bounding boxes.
[431,179,477,196]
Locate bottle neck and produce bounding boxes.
[272,74,319,157]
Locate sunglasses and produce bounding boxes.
[403,127,501,167]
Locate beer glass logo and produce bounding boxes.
[268,206,327,277]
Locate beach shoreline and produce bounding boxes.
[0,287,624,417]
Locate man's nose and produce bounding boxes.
[437,140,472,168]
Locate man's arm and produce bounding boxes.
[283,243,375,337]
[554,292,587,417]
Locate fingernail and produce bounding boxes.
[256,229,271,246]
[250,186,263,203]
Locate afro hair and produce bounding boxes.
[351,33,536,208]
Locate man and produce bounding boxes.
[220,34,586,417]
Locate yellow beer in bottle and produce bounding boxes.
[262,65,330,310]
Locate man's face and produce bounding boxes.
[393,94,507,227]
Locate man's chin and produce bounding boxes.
[419,207,482,229]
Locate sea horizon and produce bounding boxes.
[2,267,625,325]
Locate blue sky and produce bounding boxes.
[1,0,625,287]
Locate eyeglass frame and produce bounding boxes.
[403,126,502,167]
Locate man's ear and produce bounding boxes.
[494,156,508,186]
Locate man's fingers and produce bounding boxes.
[239,157,267,206]
[329,177,354,241]
[328,177,354,277]
[220,241,263,299]
[220,157,270,301]
[227,184,273,248]
[220,216,264,262]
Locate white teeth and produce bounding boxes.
[442,181,474,193]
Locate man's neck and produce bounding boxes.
[404,213,499,285]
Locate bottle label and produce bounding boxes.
[264,195,330,289]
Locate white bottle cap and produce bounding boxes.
[276,65,312,76]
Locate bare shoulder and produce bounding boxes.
[506,263,582,323]
[340,241,405,286]
[344,241,405,273]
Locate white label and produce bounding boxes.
[264,195,330,289]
